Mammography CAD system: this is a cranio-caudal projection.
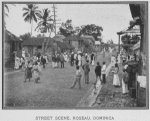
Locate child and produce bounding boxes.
[32,62,41,83]
[24,60,33,82]
[71,66,82,89]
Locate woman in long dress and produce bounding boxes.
[24,61,33,82]
[122,69,129,94]
[113,64,120,87]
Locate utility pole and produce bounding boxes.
[52,4,61,36]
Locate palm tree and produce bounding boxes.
[35,8,54,53]
[4,4,15,28]
[22,4,41,36]
[4,4,9,17]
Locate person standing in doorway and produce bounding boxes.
[101,62,106,84]
[82,60,90,84]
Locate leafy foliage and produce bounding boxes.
[35,8,54,34]
[19,32,31,41]
[22,4,41,23]
[79,24,103,40]
[22,4,41,35]
[59,19,74,37]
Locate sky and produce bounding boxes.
[5,3,133,44]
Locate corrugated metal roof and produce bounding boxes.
[23,37,55,46]
[63,35,83,41]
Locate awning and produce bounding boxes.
[130,41,140,50]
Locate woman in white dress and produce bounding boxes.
[117,54,121,64]
[122,69,128,94]
[113,64,120,87]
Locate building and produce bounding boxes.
[63,34,83,52]
[53,35,66,42]
[4,29,23,65]
[22,37,55,56]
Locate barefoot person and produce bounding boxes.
[71,66,82,89]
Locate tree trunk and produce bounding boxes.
[31,20,33,36]
[44,31,51,54]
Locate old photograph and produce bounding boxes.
[2,2,148,110]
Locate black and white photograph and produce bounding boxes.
[1,0,149,121]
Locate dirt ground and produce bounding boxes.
[4,53,111,109]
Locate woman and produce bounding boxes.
[122,69,129,94]
[113,64,120,87]
[24,60,33,82]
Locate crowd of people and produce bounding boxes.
[110,51,139,95]
[12,47,139,96]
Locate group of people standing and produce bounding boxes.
[24,52,49,83]
[52,53,65,69]
[71,53,107,89]
[111,52,138,95]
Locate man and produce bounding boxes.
[78,54,82,66]
[60,53,65,68]
[41,55,46,69]
[82,60,90,84]
[52,55,56,68]
[101,62,106,84]
[70,52,74,66]
[71,66,82,89]
[56,54,60,68]
[95,62,101,84]
[91,52,95,65]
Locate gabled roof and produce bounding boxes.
[63,34,83,41]
[5,29,22,42]
[23,37,55,46]
[53,35,66,42]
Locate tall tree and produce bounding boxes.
[58,19,74,37]
[19,32,31,41]
[22,4,41,36]
[79,24,103,40]
[4,4,9,17]
[35,8,54,53]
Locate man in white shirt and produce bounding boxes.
[101,62,106,84]
[78,54,82,66]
